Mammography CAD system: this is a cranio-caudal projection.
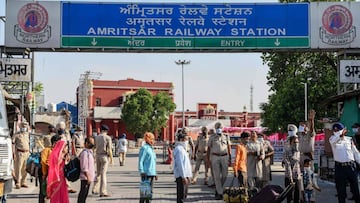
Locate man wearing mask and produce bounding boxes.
[92,125,113,197]
[246,131,265,189]
[12,122,30,189]
[191,126,210,185]
[283,124,301,203]
[174,133,192,203]
[330,123,360,203]
[298,109,316,169]
[78,137,96,203]
[352,123,360,150]
[206,122,231,200]
[258,133,274,188]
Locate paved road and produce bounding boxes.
[7,149,344,202]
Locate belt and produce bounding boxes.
[17,149,29,153]
[212,153,228,156]
[198,151,207,153]
[335,161,355,167]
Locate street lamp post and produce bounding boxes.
[304,82,307,121]
[175,60,190,128]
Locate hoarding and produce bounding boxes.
[340,60,360,83]
[0,58,32,82]
[311,2,360,49]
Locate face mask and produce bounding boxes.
[20,128,27,132]
[288,131,296,137]
[258,138,264,143]
[216,128,222,135]
[334,129,344,137]
[88,143,95,149]
[353,128,358,134]
[304,166,311,172]
[298,126,305,133]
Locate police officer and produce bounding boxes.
[92,125,113,197]
[72,126,84,157]
[191,126,210,185]
[206,122,231,200]
[12,122,30,189]
[330,123,360,203]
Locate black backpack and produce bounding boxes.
[64,157,80,182]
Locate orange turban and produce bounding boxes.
[144,132,155,145]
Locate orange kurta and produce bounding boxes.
[233,144,247,173]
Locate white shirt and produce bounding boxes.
[173,142,192,179]
[329,134,360,163]
[117,138,128,153]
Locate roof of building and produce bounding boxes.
[92,78,173,90]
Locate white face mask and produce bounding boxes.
[298,126,305,133]
[258,138,264,143]
[334,129,343,137]
[216,128,222,135]
[353,128,358,134]
[20,128,27,132]
[288,131,296,137]
[304,166,311,172]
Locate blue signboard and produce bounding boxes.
[61,2,309,49]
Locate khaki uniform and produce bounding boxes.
[208,133,230,195]
[72,132,84,157]
[93,133,112,196]
[299,131,316,169]
[192,134,210,183]
[12,131,30,187]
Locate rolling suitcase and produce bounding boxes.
[249,183,294,203]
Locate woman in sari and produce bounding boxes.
[46,140,69,203]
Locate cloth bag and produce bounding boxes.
[139,180,152,200]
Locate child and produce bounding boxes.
[303,159,321,203]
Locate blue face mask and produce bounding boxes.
[216,128,222,135]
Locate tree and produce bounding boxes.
[260,52,338,133]
[121,88,176,137]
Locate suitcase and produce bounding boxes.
[249,183,294,203]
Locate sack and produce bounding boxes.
[223,177,248,203]
[26,152,41,177]
[64,157,80,182]
[139,180,152,200]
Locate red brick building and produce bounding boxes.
[79,78,175,141]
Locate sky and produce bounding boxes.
[0,0,277,113]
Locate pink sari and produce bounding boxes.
[46,140,69,203]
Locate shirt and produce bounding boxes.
[117,138,128,153]
[208,133,231,155]
[233,144,247,173]
[95,133,112,155]
[196,134,209,153]
[299,131,316,153]
[12,132,30,151]
[173,142,192,179]
[41,147,52,176]
[79,148,95,181]
[329,134,360,163]
[138,143,157,176]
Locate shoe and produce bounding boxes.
[21,184,29,188]
[208,184,215,188]
[100,194,111,197]
[92,191,99,195]
[15,185,20,189]
[215,194,223,200]
[68,189,77,193]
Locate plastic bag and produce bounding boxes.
[140,180,152,200]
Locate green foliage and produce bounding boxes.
[260,52,338,133]
[121,88,176,136]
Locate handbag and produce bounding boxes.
[223,177,248,203]
[139,179,152,200]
